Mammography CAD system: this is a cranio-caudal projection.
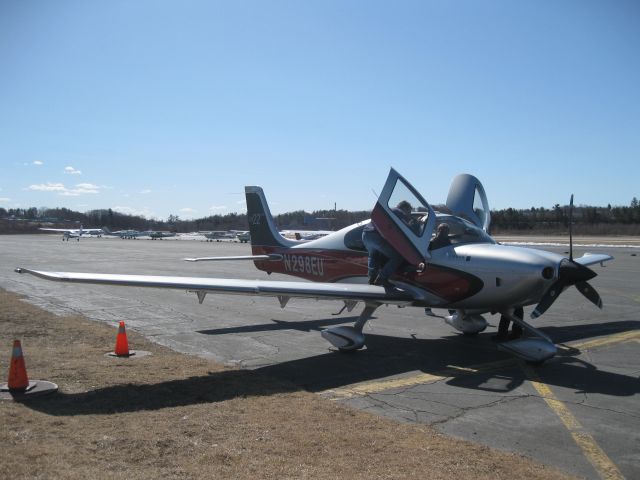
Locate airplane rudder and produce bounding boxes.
[244,186,289,248]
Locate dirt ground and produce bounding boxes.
[0,289,574,479]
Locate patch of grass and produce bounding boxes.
[0,289,573,479]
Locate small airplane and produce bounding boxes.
[148,231,177,240]
[203,231,237,242]
[39,225,104,241]
[17,169,613,364]
[236,231,251,243]
[280,230,332,241]
[102,227,145,239]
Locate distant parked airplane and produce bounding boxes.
[102,227,145,239]
[148,231,177,240]
[203,231,237,242]
[280,230,332,242]
[39,225,104,241]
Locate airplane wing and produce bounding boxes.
[14,268,416,304]
[39,228,77,233]
[573,253,614,267]
[39,227,103,234]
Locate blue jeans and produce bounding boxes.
[362,229,405,283]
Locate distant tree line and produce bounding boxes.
[490,199,640,235]
[1,199,639,235]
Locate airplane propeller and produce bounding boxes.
[530,195,603,319]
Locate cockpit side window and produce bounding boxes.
[344,224,367,251]
[473,186,487,229]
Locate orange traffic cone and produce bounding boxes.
[114,321,130,357]
[2,339,58,400]
[7,340,29,390]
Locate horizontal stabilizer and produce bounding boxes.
[184,254,283,262]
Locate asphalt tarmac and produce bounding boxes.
[1,234,638,479]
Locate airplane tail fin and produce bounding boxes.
[244,186,296,248]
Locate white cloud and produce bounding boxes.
[75,183,100,190]
[28,182,67,192]
[27,182,101,196]
[0,197,10,203]
[209,205,227,211]
[33,160,44,166]
[140,189,152,194]
[179,207,196,214]
[64,166,82,175]
[61,183,100,196]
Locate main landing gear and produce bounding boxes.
[495,308,557,364]
[320,303,557,364]
[321,302,380,352]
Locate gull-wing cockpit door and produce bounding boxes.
[371,168,436,265]
[445,174,491,232]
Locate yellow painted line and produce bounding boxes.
[567,330,640,352]
[322,359,516,399]
[323,372,447,399]
[523,365,624,480]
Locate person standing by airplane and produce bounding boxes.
[494,307,524,342]
[362,200,416,288]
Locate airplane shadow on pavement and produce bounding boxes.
[19,320,639,416]
[196,315,356,335]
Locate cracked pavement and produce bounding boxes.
[1,235,639,479]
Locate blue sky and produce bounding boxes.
[1,0,638,220]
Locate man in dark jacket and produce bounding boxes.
[428,223,451,251]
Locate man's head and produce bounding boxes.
[396,200,412,214]
[437,223,450,235]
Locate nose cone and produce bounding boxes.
[558,258,597,283]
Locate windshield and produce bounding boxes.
[430,215,495,249]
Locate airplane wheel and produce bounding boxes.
[338,347,360,354]
[525,358,546,366]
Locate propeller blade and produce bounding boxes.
[531,259,599,319]
[569,194,574,261]
[531,281,566,319]
[575,281,603,309]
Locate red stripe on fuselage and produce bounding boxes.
[252,245,367,282]
[251,245,482,302]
